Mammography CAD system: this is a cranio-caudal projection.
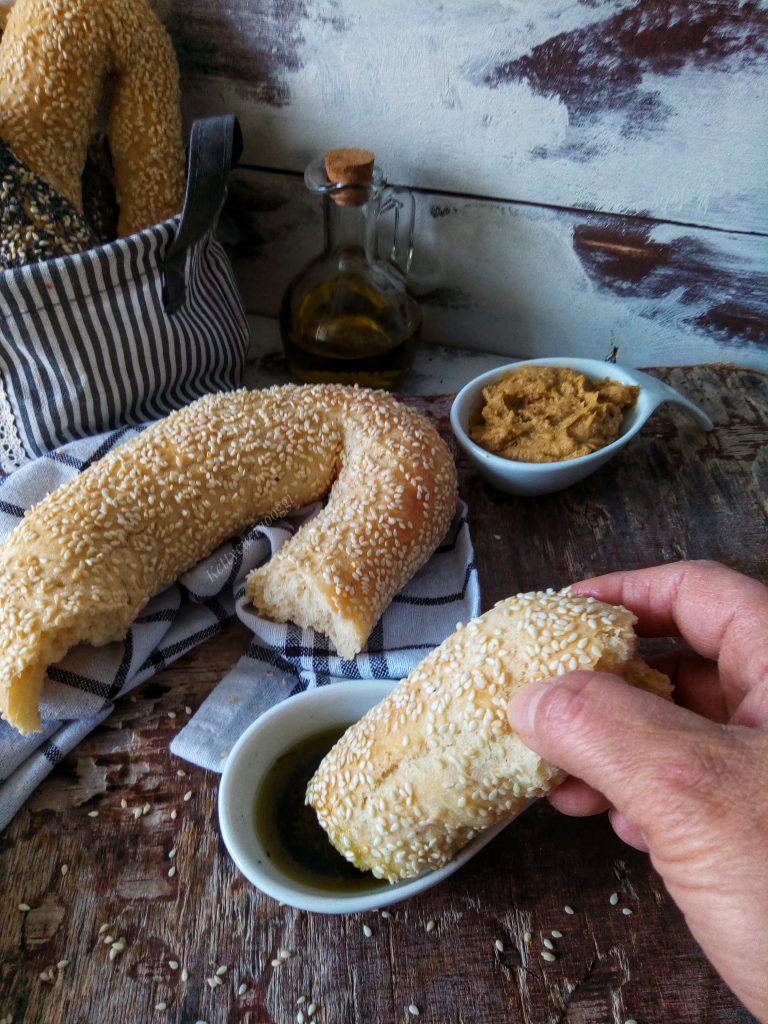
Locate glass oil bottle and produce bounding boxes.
[279,147,421,390]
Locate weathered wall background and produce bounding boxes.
[165,0,767,367]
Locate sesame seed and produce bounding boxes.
[183,791,192,802]
[176,770,186,777]
[56,959,69,969]
[238,983,248,995]
[132,807,142,819]
[18,903,30,912]
[541,951,557,962]
[494,939,504,952]
[216,965,227,975]
[169,960,179,970]
[425,920,435,933]
[610,892,619,906]
[381,911,391,919]
[408,1005,420,1016]
[622,907,633,916]
[155,1002,167,1011]
[142,803,151,816]
[98,923,110,934]
[120,799,128,808]
[523,931,532,942]
[305,583,642,882]
[169,848,177,859]
[185,706,192,715]
[271,959,282,967]
[297,1013,305,1024]
[278,949,291,960]
[543,938,554,950]
[564,905,575,915]
[87,810,99,817]
[168,866,176,878]
[297,997,306,1005]
[307,1004,317,1017]
[167,711,176,719]
[624,1019,638,1024]
[551,930,562,939]
[363,924,373,937]
[170,810,178,820]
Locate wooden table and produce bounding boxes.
[1,365,765,1024]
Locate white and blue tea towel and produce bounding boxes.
[0,427,480,831]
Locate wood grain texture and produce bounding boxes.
[1,366,765,1024]
[171,0,768,234]
[222,169,768,368]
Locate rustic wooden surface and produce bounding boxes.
[1,364,766,1024]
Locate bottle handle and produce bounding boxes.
[377,186,416,276]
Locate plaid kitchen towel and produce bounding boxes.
[0,427,480,831]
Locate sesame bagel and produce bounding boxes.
[0,0,185,237]
[0,385,457,735]
[306,589,672,882]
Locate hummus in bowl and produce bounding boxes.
[451,357,712,496]
[469,365,639,464]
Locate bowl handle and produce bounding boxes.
[632,370,714,431]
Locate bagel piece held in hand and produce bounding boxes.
[0,385,457,735]
[0,0,185,237]
[307,589,672,882]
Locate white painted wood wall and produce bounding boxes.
[165,0,768,369]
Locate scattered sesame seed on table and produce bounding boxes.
[0,376,762,1024]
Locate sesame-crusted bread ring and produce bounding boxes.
[306,589,672,882]
[0,0,185,237]
[0,385,457,735]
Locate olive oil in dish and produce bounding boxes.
[254,725,388,894]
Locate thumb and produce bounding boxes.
[507,671,734,845]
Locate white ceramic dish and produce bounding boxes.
[219,680,529,914]
[450,357,713,497]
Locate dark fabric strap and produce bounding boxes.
[163,115,243,313]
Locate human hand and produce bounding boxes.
[507,561,768,1021]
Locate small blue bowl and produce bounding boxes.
[450,357,713,497]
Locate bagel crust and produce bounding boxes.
[0,0,185,236]
[306,589,672,882]
[0,385,457,735]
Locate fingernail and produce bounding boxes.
[507,682,549,738]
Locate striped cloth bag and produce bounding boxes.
[0,115,249,470]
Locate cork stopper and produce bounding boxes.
[324,147,375,206]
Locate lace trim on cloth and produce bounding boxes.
[0,373,28,472]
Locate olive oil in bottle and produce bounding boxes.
[280,147,421,391]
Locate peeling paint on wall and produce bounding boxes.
[172,1,768,365]
[224,170,768,368]
[175,0,768,231]
[484,0,768,144]
[573,223,768,348]
[166,0,309,106]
